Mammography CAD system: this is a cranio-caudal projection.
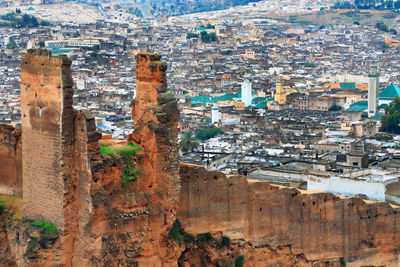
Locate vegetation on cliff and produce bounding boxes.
[31,220,58,234]
[235,255,245,267]
[0,201,4,215]
[169,219,232,249]
[24,219,59,257]
[101,143,141,188]
[0,194,22,218]
[169,219,195,244]
[100,142,141,158]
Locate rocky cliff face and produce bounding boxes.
[0,124,21,194]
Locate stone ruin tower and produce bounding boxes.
[21,49,75,231]
[17,49,181,265]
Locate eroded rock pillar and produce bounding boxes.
[128,53,181,264]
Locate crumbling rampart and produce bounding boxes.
[21,49,74,231]
[178,163,400,266]
[0,124,21,194]
[88,53,181,266]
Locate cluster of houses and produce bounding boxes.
[1,2,400,204]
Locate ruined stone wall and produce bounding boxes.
[0,124,21,194]
[86,53,181,266]
[178,163,400,266]
[7,49,400,266]
[21,49,74,231]
[130,53,180,210]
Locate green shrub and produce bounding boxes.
[221,235,230,247]
[235,255,244,267]
[25,238,37,257]
[31,220,58,234]
[169,219,196,244]
[169,219,182,242]
[340,258,346,267]
[196,232,213,245]
[196,127,224,141]
[121,164,140,188]
[101,144,141,188]
[183,232,195,244]
[0,201,4,215]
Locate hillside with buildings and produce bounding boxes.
[0,0,400,266]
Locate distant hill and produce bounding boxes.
[145,0,262,16]
[333,0,400,10]
[0,12,51,28]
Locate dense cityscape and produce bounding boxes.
[2,0,400,265]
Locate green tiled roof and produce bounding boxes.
[345,100,367,112]
[370,114,382,120]
[191,91,256,106]
[340,82,356,89]
[379,84,400,99]
[378,103,389,109]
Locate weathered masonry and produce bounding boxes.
[21,49,75,231]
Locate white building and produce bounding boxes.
[241,80,252,107]
[308,169,400,202]
[211,106,221,124]
[368,66,379,118]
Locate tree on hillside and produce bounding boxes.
[196,127,224,141]
[380,96,400,133]
[179,131,199,152]
[6,41,17,50]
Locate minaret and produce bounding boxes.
[211,106,221,124]
[241,79,252,107]
[368,66,379,117]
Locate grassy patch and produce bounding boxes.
[100,142,141,159]
[31,220,58,234]
[101,143,141,188]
